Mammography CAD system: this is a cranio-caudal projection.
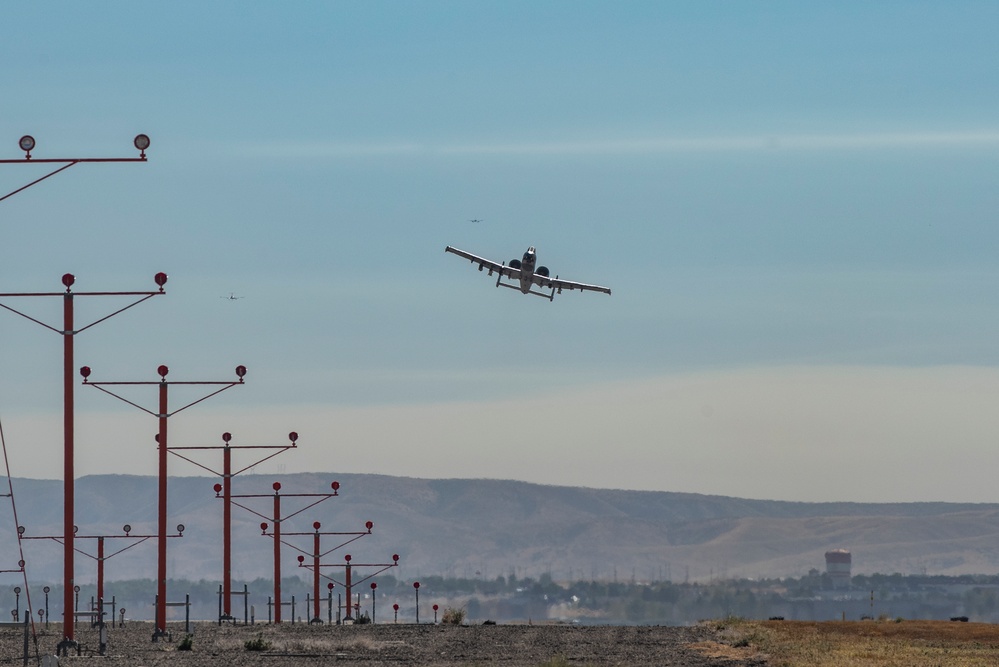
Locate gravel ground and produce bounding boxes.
[0,620,768,666]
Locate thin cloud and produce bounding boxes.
[235,131,999,159]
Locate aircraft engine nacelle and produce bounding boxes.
[536,266,550,277]
[509,259,522,269]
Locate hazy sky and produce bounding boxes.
[2,2,999,502]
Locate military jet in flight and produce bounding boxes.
[445,245,611,301]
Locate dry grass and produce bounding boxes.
[191,625,381,655]
[713,617,999,666]
[268,635,380,653]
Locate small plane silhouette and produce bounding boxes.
[220,292,243,300]
[468,218,483,223]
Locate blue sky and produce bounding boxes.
[2,2,999,502]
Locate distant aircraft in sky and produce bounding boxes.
[445,245,611,301]
[468,218,483,223]
[220,292,243,300]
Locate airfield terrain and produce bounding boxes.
[10,618,999,666]
[2,621,763,667]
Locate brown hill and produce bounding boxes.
[3,473,998,585]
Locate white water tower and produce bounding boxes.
[825,549,852,588]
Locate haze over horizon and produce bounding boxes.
[2,3,999,504]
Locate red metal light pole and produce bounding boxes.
[328,582,336,622]
[414,581,420,624]
[235,481,340,623]
[0,273,165,648]
[312,529,321,620]
[346,555,353,619]
[174,431,298,621]
[0,134,149,203]
[289,520,374,623]
[81,365,245,640]
[311,554,400,622]
[1,133,153,649]
[273,489,280,622]
[223,445,233,617]
[21,524,178,627]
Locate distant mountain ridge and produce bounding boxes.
[3,473,998,585]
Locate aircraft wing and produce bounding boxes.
[532,274,612,296]
[444,246,521,281]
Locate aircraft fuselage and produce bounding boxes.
[518,247,537,294]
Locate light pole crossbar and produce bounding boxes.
[253,496,334,524]
[22,534,167,561]
[172,443,295,478]
[0,291,164,297]
[303,563,401,585]
[0,157,147,164]
[84,380,243,418]
[0,292,163,334]
[282,531,371,559]
[1,133,149,202]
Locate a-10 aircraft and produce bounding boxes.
[444,245,611,301]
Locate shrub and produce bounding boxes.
[244,634,272,651]
[712,615,745,631]
[177,635,193,651]
[441,606,467,625]
[354,611,371,624]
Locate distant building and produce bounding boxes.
[825,549,852,588]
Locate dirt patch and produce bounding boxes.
[723,619,999,667]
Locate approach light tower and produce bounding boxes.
[300,553,401,623]
[1,134,153,650]
[288,520,374,623]
[239,481,341,623]
[20,523,182,630]
[173,431,299,621]
[0,273,165,649]
[81,364,246,640]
